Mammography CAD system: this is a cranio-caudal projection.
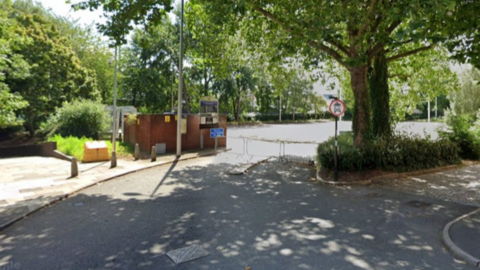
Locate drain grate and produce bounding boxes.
[166,245,209,264]
[405,200,431,208]
[364,192,382,198]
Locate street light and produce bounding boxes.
[176,0,184,157]
[109,45,119,168]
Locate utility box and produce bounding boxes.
[155,143,166,155]
[83,141,110,162]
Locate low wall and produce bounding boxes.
[0,142,60,159]
[124,114,227,153]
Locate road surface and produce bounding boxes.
[0,156,474,270]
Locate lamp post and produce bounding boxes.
[279,95,282,122]
[110,45,119,168]
[171,61,174,112]
[176,0,184,157]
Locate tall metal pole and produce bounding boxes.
[428,100,431,123]
[171,61,174,112]
[279,95,282,121]
[111,45,118,167]
[334,116,338,181]
[176,0,184,157]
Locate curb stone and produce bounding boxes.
[0,148,230,231]
[442,208,480,268]
[316,164,460,186]
[228,157,272,175]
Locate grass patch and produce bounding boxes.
[48,134,134,161]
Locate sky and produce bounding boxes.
[37,0,105,27]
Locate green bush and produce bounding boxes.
[317,133,460,172]
[439,114,480,160]
[42,99,111,139]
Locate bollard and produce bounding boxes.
[110,151,117,168]
[151,146,157,162]
[134,143,140,160]
[71,158,78,178]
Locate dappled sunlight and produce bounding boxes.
[377,164,480,207]
[345,255,374,270]
[0,160,475,269]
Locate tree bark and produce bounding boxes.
[350,65,371,147]
[369,48,391,138]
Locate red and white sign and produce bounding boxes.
[329,100,345,117]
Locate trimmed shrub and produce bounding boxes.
[439,114,480,160]
[42,99,111,139]
[317,133,461,172]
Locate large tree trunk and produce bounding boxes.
[350,65,371,147]
[369,48,391,138]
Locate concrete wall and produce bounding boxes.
[124,114,227,153]
[0,142,59,158]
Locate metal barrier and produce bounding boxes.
[228,136,317,164]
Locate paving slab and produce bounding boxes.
[0,148,227,230]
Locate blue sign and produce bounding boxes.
[210,128,224,138]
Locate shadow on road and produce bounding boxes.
[0,161,475,270]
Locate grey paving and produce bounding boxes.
[0,149,227,230]
[0,158,476,270]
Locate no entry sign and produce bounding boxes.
[329,99,346,117]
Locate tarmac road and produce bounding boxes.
[0,156,476,270]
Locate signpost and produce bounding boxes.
[210,128,224,151]
[328,99,346,181]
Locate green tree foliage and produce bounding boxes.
[3,0,99,136]
[70,0,173,46]
[55,19,115,104]
[338,47,457,123]
[190,0,474,146]
[185,3,229,96]
[120,26,174,113]
[0,4,29,128]
[443,1,480,70]
[439,114,480,160]
[42,99,111,139]
[213,65,256,121]
[450,66,480,115]
[71,0,480,146]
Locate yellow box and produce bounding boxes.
[83,141,110,162]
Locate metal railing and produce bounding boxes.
[228,136,317,164]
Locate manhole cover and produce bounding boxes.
[166,245,209,264]
[364,192,382,198]
[405,200,431,208]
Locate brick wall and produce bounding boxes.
[124,114,227,153]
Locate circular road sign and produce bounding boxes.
[329,99,346,117]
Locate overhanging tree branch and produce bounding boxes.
[358,0,379,37]
[325,38,350,56]
[386,45,433,62]
[367,19,403,60]
[250,5,348,68]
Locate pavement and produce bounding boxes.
[0,151,479,268]
[0,148,228,230]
